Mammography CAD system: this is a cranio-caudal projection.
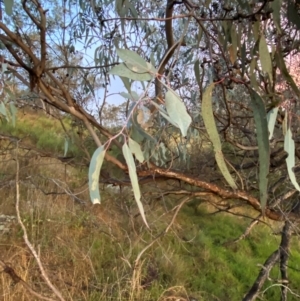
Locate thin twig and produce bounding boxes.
[0,259,56,301]
[231,214,261,243]
[15,141,66,301]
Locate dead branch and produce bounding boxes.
[279,221,293,301]
[243,220,294,301]
[0,259,56,301]
[242,250,280,301]
[15,142,66,301]
[228,215,261,244]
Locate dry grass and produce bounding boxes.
[0,146,195,301]
[1,137,299,301]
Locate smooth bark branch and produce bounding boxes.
[0,23,38,64]
[154,0,182,107]
[0,35,32,72]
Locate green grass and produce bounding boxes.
[0,112,86,157]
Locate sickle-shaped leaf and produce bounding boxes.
[122,143,149,228]
[194,60,201,85]
[165,89,192,137]
[64,138,69,157]
[267,107,279,140]
[230,25,237,64]
[88,146,106,204]
[202,83,237,189]
[250,89,270,211]
[259,34,273,85]
[252,21,260,41]
[271,0,282,32]
[284,128,300,191]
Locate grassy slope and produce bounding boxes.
[0,110,87,158]
[1,112,300,301]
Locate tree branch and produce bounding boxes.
[0,259,57,301]
[242,250,280,301]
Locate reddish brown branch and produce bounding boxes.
[139,166,300,222]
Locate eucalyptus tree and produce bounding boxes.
[1,0,300,299]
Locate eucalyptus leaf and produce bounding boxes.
[137,106,152,128]
[128,138,144,163]
[131,126,144,143]
[275,51,300,98]
[4,0,14,16]
[150,100,179,128]
[122,143,149,228]
[284,128,300,191]
[194,60,201,84]
[117,48,149,72]
[282,112,288,136]
[259,34,273,85]
[250,90,270,211]
[267,107,279,140]
[202,83,237,189]
[109,63,153,81]
[197,27,203,47]
[120,76,132,92]
[128,2,138,18]
[0,102,7,118]
[165,89,192,137]
[88,146,106,204]
[132,119,156,143]
[250,58,259,91]
[120,92,132,99]
[252,21,260,41]
[150,52,156,67]
[271,0,282,32]
[125,62,150,74]
[64,138,69,157]
[230,26,237,63]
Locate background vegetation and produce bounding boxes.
[1,0,300,300]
